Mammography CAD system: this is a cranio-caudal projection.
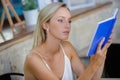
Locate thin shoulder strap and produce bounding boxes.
[33,50,52,71]
[60,44,66,55]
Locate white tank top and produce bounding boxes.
[60,44,74,80]
[34,44,73,80]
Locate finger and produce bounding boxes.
[97,37,105,51]
[108,34,113,47]
[109,34,112,39]
[111,30,114,33]
[101,43,108,55]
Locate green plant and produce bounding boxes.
[22,0,37,11]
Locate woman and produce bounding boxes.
[24,2,112,80]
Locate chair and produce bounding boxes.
[0,73,24,80]
[104,43,120,78]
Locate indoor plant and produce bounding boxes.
[22,0,38,26]
[22,0,37,11]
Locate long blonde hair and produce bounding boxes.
[32,2,67,49]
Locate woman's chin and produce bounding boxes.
[62,37,69,40]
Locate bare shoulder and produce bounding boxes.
[61,41,74,48]
[61,41,77,58]
[24,51,42,70]
[24,51,59,80]
[25,51,38,63]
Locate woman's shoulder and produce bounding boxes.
[61,41,74,49]
[25,50,37,60]
[24,50,42,68]
[61,41,76,57]
[62,40,72,46]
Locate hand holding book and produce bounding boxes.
[87,8,119,57]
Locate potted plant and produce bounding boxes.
[22,0,38,26]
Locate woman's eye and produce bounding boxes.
[58,19,64,23]
[69,20,72,23]
[57,18,71,24]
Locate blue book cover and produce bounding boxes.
[87,8,119,57]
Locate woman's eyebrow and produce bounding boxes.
[56,16,72,20]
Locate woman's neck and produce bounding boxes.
[43,38,61,56]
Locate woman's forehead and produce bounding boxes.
[52,7,71,19]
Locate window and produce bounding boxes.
[62,0,95,10]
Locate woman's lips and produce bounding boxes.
[63,31,69,34]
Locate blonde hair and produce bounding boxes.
[32,2,67,49]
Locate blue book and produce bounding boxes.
[87,8,119,57]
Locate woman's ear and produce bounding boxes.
[42,23,49,31]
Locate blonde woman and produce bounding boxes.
[24,2,112,80]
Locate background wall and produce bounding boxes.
[0,0,120,79]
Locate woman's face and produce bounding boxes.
[47,7,71,40]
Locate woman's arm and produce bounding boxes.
[65,36,112,80]
[91,61,105,80]
[63,39,105,80]
[91,35,112,80]
[77,36,112,80]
